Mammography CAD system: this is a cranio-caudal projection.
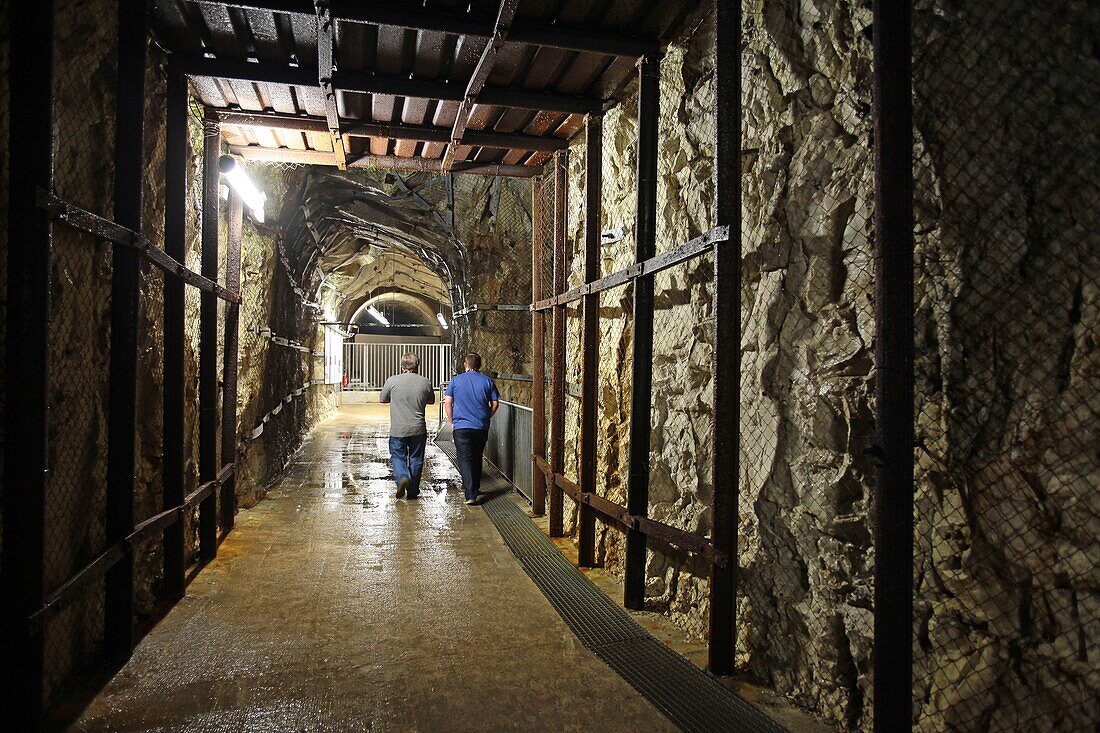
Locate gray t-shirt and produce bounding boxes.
[379,372,436,437]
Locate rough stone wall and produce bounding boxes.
[453,174,534,405]
[910,2,1100,730]
[556,0,721,647]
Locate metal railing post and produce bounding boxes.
[105,0,148,664]
[163,59,188,599]
[198,108,220,564]
[221,192,244,530]
[624,53,660,609]
[578,112,603,568]
[548,150,568,537]
[872,1,914,729]
[2,0,54,724]
[708,0,740,674]
[531,177,547,516]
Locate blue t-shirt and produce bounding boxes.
[445,371,500,431]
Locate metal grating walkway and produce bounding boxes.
[436,433,787,733]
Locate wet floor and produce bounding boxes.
[68,406,677,732]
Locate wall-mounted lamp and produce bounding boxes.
[367,305,390,326]
[218,155,266,223]
[437,312,449,330]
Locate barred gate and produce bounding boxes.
[343,342,453,390]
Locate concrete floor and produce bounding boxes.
[68,406,677,732]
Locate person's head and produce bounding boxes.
[464,352,482,372]
[400,353,420,373]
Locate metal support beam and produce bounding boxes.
[443,0,519,171]
[548,151,568,537]
[163,60,188,600]
[531,178,547,517]
[578,113,602,568]
[198,110,221,564]
[316,1,348,169]
[708,0,739,675]
[195,0,658,58]
[105,0,147,664]
[624,54,660,611]
[2,0,53,725]
[872,2,914,729]
[213,109,567,151]
[228,144,542,176]
[221,193,244,531]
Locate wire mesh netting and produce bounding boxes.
[910,2,1099,729]
[736,2,877,725]
[42,0,120,701]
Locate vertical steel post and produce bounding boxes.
[872,1,914,729]
[198,109,220,564]
[105,0,147,663]
[531,178,547,516]
[624,54,660,609]
[708,0,740,674]
[163,61,188,599]
[221,192,244,530]
[548,151,568,537]
[2,0,53,724]
[578,113,602,568]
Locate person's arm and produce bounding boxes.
[488,379,501,418]
[444,395,454,423]
[379,378,391,404]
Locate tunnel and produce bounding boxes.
[2,1,1099,731]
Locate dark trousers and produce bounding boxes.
[389,434,427,498]
[453,428,489,500]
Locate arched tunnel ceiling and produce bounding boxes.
[276,167,466,321]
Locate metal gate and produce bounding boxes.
[343,342,453,390]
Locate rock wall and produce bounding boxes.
[911,2,1100,730]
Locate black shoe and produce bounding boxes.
[396,478,409,499]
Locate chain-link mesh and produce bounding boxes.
[41,0,119,702]
[911,3,1099,730]
[735,1,877,727]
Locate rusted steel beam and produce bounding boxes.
[624,53,660,611]
[221,193,244,531]
[544,471,726,566]
[164,60,188,601]
[578,113,602,568]
[227,145,543,177]
[442,0,520,171]
[531,226,729,311]
[105,0,147,664]
[531,178,548,517]
[198,110,221,565]
[3,0,52,720]
[175,55,318,86]
[872,2,914,729]
[39,191,242,302]
[27,460,240,634]
[194,0,657,58]
[215,108,330,133]
[548,151,569,537]
[316,2,348,169]
[709,0,741,677]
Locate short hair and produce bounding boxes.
[400,353,420,372]
[465,352,482,371]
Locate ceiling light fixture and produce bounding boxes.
[218,155,266,223]
[367,305,390,327]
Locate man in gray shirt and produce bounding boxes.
[379,353,436,499]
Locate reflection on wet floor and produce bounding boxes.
[68,405,675,732]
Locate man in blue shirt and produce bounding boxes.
[444,352,500,505]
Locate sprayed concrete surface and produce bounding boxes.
[68,406,676,732]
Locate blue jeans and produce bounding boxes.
[389,434,427,498]
[453,428,489,501]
